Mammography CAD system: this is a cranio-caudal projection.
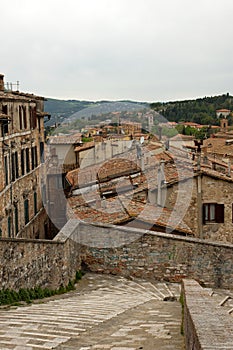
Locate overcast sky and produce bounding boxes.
[2,0,233,102]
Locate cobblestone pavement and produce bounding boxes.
[0,273,184,350]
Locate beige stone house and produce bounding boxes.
[0,73,49,238]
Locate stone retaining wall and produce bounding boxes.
[0,219,233,290]
[75,221,233,289]
[0,220,82,290]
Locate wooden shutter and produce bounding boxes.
[215,204,224,223]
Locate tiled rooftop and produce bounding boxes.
[49,133,82,145]
[203,137,233,156]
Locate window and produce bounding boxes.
[21,149,25,176]
[40,142,44,163]
[31,146,38,170]
[4,155,8,186]
[19,106,23,129]
[30,106,37,129]
[203,203,224,224]
[2,121,9,135]
[34,191,37,215]
[11,153,15,182]
[14,205,19,235]
[11,152,19,181]
[8,216,11,237]
[2,105,8,114]
[26,148,30,173]
[15,152,19,179]
[34,146,38,167]
[23,106,27,129]
[31,146,35,170]
[24,199,29,224]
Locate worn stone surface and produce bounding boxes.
[182,279,233,350]
[0,273,184,350]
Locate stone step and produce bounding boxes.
[0,275,183,349]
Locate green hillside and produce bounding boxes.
[44,98,147,126]
[150,93,233,125]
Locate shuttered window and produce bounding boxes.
[203,203,224,224]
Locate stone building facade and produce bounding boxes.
[163,170,233,243]
[0,73,49,239]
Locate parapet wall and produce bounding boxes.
[182,279,233,349]
[75,221,233,289]
[0,220,82,290]
[0,219,233,290]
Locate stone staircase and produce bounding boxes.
[0,274,181,350]
[209,288,233,316]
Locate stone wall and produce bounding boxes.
[0,219,233,291]
[182,279,233,349]
[75,221,233,289]
[0,220,82,290]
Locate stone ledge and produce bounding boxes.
[182,279,233,349]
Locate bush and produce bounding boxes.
[0,270,83,306]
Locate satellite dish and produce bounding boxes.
[140,136,145,144]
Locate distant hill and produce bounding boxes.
[44,98,147,126]
[150,93,233,125]
[66,101,147,122]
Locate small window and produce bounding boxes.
[2,121,9,135]
[19,106,23,130]
[34,191,37,216]
[11,153,16,182]
[40,142,44,163]
[14,205,19,235]
[4,156,8,186]
[26,148,30,173]
[31,146,35,170]
[30,106,37,129]
[24,199,29,224]
[203,203,224,224]
[23,106,27,129]
[15,152,19,179]
[21,149,25,176]
[8,216,11,238]
[34,146,38,167]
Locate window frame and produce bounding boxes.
[203,203,224,224]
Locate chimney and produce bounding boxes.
[0,74,4,91]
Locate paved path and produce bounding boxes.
[0,274,184,350]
